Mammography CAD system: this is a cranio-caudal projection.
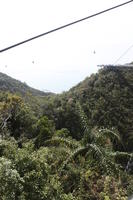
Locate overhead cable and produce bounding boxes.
[114,44,133,64]
[0,0,133,53]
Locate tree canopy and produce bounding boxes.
[0,67,133,199]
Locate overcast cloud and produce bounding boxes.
[0,0,133,93]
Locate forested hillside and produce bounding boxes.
[0,72,52,97]
[70,66,133,150]
[43,66,133,150]
[0,67,133,199]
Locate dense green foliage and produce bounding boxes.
[69,67,133,150]
[43,67,133,150]
[0,67,133,199]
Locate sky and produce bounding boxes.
[0,0,133,93]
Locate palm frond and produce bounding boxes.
[61,143,104,170]
[108,151,133,158]
[95,128,122,144]
[76,101,93,140]
[61,146,88,170]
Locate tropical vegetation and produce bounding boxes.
[0,66,133,199]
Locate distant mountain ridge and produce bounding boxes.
[0,72,52,96]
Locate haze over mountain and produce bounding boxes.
[0,72,52,97]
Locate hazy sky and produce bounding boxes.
[0,0,133,93]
